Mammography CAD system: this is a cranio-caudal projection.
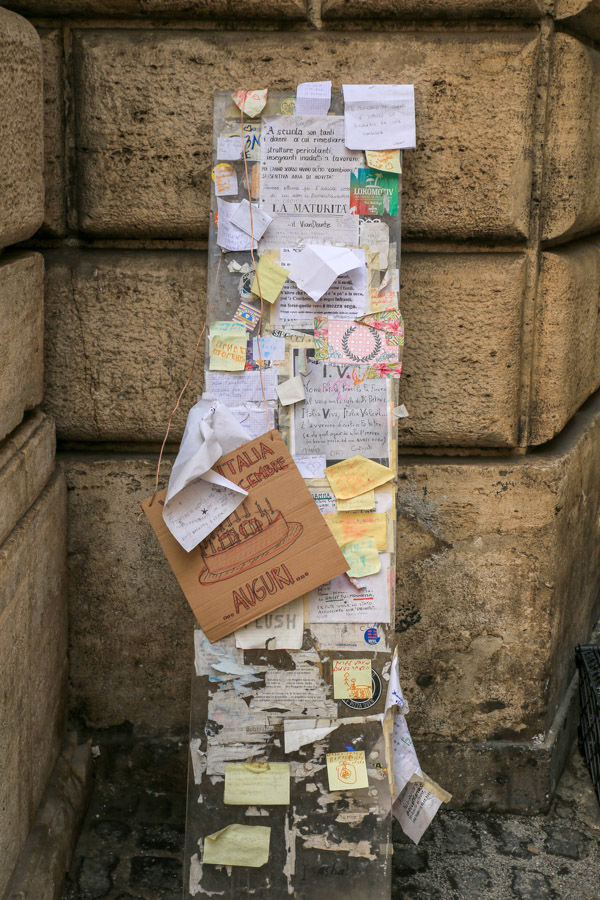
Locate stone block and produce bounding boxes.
[399,253,525,448]
[529,237,600,444]
[0,252,44,442]
[395,393,600,747]
[0,411,55,547]
[542,34,600,242]
[73,29,539,241]
[4,0,308,18]
[0,472,67,896]
[44,249,206,442]
[62,454,194,734]
[322,0,542,19]
[40,29,66,237]
[0,8,44,248]
[554,0,600,41]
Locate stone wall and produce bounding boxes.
[4,0,600,811]
[0,7,68,894]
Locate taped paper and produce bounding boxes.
[202,823,271,866]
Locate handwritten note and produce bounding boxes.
[212,163,238,196]
[342,537,381,578]
[366,149,402,174]
[324,512,388,551]
[209,321,248,371]
[252,335,285,363]
[325,455,394,500]
[224,762,290,805]
[204,368,279,403]
[337,490,375,512]
[296,80,332,115]
[217,135,243,160]
[231,198,273,241]
[292,454,326,479]
[332,658,372,700]
[217,198,258,252]
[275,249,368,328]
[342,84,416,150]
[309,553,391,623]
[326,751,369,791]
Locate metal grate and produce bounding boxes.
[576,644,600,806]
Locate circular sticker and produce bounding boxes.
[342,669,382,710]
[363,626,381,646]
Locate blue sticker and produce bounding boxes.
[364,627,381,646]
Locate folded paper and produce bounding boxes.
[277,375,306,407]
[325,456,394,500]
[393,774,451,844]
[332,658,372,700]
[326,751,369,791]
[203,823,270,867]
[337,490,375,512]
[217,198,258,252]
[224,761,290,805]
[288,246,365,303]
[231,198,273,241]
[233,88,268,118]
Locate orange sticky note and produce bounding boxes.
[325,456,394,500]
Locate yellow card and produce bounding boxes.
[325,456,394,500]
[326,751,369,791]
[342,537,381,578]
[366,149,402,174]
[224,762,290,806]
[325,512,387,551]
[209,322,247,371]
[337,490,375,512]
[251,254,290,303]
[332,658,372,700]
[203,823,270,867]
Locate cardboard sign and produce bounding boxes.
[142,430,348,642]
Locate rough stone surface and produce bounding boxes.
[44,250,206,443]
[395,393,600,744]
[5,0,308,18]
[72,29,539,240]
[322,0,542,19]
[554,0,600,40]
[0,8,44,248]
[61,454,194,734]
[399,253,525,448]
[40,29,66,237]
[530,237,600,445]
[0,472,68,897]
[542,34,600,243]
[0,252,44,443]
[0,411,55,547]
[4,736,92,900]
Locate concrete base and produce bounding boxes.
[419,669,580,814]
[4,734,92,900]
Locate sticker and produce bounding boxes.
[350,168,399,216]
[364,626,381,646]
[342,668,382,710]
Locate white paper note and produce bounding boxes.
[276,375,306,407]
[393,775,451,844]
[296,81,332,115]
[308,553,391,623]
[275,249,368,328]
[217,199,258,252]
[235,597,304,649]
[393,404,409,419]
[203,368,279,403]
[217,135,243,160]
[231,198,273,241]
[163,399,250,552]
[292,454,326,479]
[342,84,416,150]
[360,220,390,270]
[252,336,285,362]
[288,245,365,303]
[226,403,275,440]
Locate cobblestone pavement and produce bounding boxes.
[62,735,600,898]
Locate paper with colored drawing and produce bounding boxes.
[326,751,369,791]
[332,658,372,700]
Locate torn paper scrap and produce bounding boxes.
[393,774,451,844]
[385,649,410,716]
[252,335,285,363]
[325,512,387,550]
[204,368,279,404]
[209,321,248,371]
[284,719,339,753]
[337,490,375,512]
[251,254,290,303]
[332,658,372,700]
[231,198,273,241]
[325,456,394,500]
[309,555,391,624]
[277,375,306,407]
[235,597,304,649]
[366,149,402,174]
[293,454,326,479]
[342,537,381,578]
[327,751,369,791]
[295,80,332,115]
[160,399,250,552]
[391,712,422,801]
[342,84,416,150]
[289,245,366,303]
[217,134,243,160]
[224,762,290,806]
[233,88,268,118]
[394,404,409,419]
[217,198,258,252]
[202,823,271,866]
[360,219,390,270]
[212,163,238,197]
[233,300,261,331]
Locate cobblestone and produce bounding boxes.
[61,737,600,898]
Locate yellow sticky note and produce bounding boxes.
[209,321,247,371]
[366,149,402,174]
[203,823,270,867]
[325,512,387,551]
[332,658,372,700]
[342,538,381,578]
[224,762,290,806]
[325,456,394,500]
[252,254,290,304]
[337,490,375,512]
[326,751,369,791]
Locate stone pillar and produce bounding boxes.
[5,0,600,814]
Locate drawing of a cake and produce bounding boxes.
[197,498,303,584]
